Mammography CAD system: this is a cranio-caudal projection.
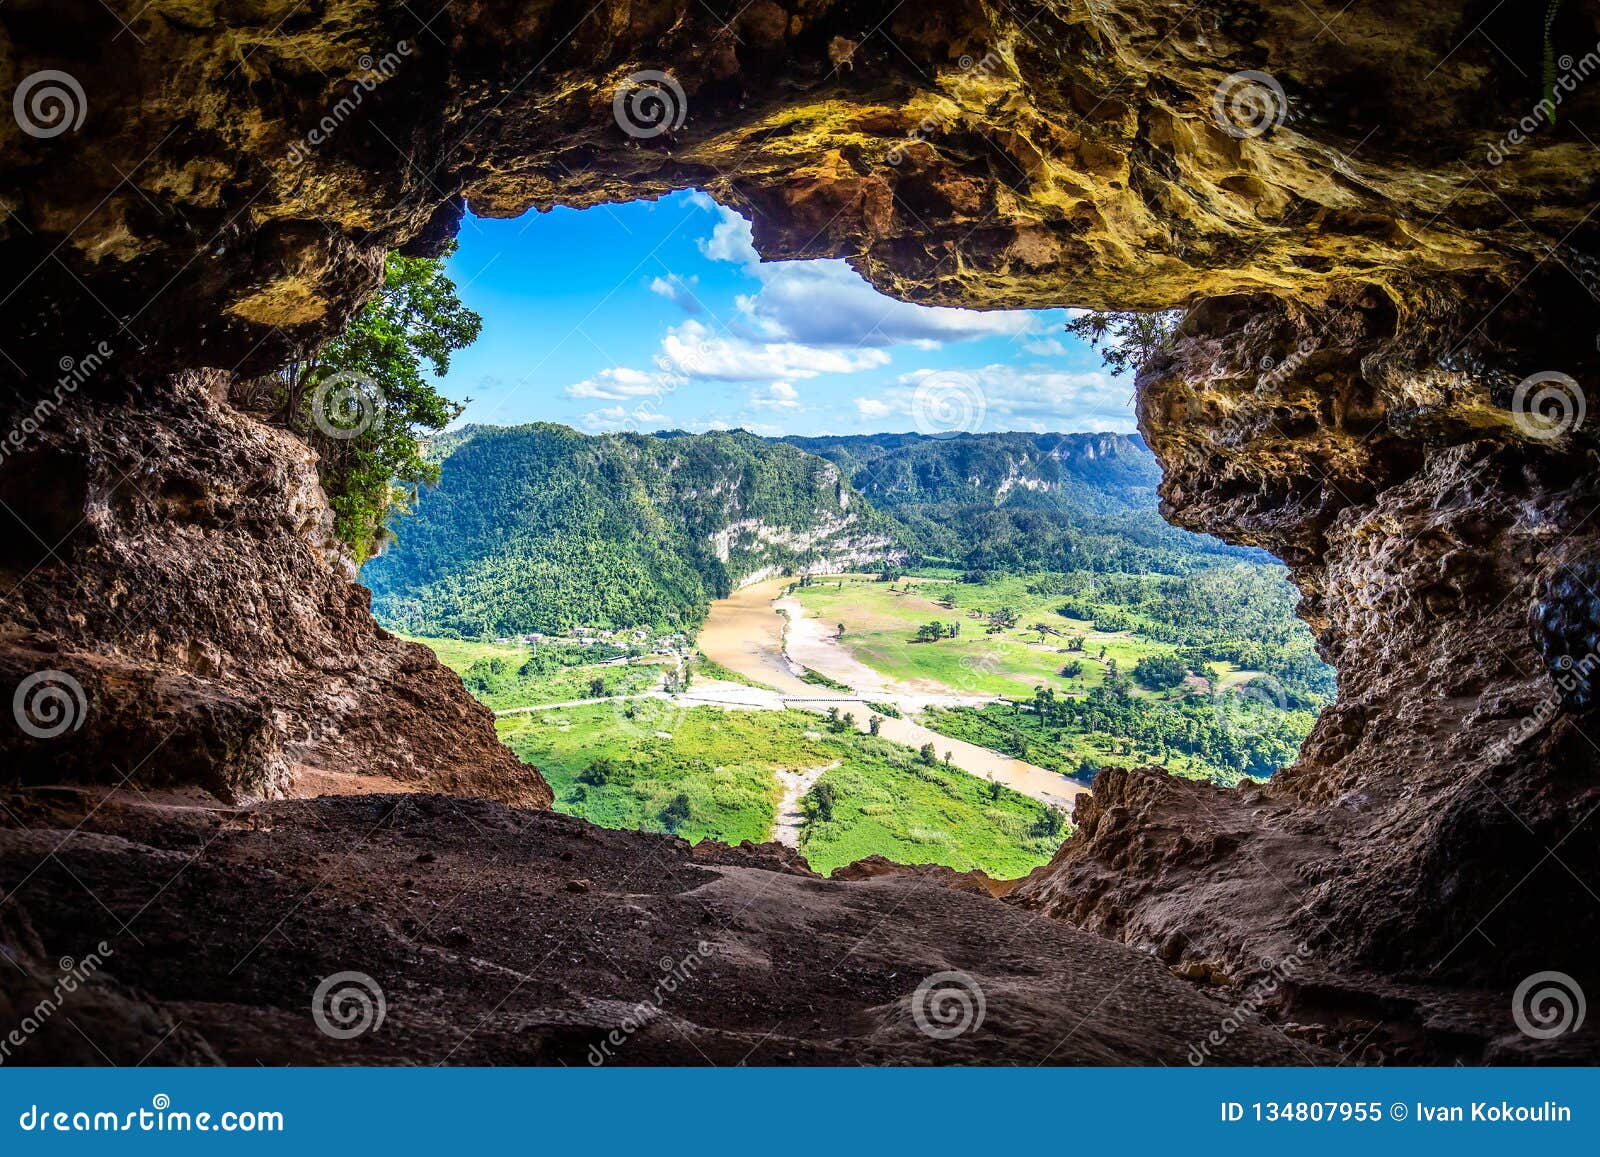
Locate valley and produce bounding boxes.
[379,424,1333,880]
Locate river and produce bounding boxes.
[697,577,1087,811]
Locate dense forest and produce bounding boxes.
[782,431,1261,575]
[362,423,901,637]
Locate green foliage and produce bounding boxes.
[405,633,662,710]
[497,702,1066,877]
[241,248,480,561]
[797,746,1066,878]
[1133,653,1187,690]
[364,424,900,637]
[784,430,1254,575]
[924,669,1320,787]
[1064,310,1183,377]
[799,667,852,692]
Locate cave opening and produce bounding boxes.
[325,191,1338,882]
[1,0,1597,1068]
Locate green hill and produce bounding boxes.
[778,431,1259,574]
[361,423,903,638]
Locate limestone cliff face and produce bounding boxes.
[1011,291,1600,995]
[0,371,550,807]
[1,0,1598,1038]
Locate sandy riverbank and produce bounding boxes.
[697,576,1087,810]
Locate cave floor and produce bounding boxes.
[0,788,1334,1066]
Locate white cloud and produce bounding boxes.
[579,403,670,433]
[697,205,760,266]
[749,381,801,411]
[694,204,1045,351]
[1022,337,1069,357]
[649,272,702,314]
[857,364,1134,434]
[565,366,673,400]
[660,318,890,382]
[735,258,1044,349]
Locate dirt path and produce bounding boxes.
[770,761,838,847]
[699,578,1087,811]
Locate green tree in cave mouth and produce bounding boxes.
[1064,309,1183,377]
[236,246,480,560]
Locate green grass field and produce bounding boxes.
[495,701,1066,878]
[920,701,1224,784]
[402,633,666,710]
[800,755,1065,877]
[789,573,1187,699]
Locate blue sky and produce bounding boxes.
[436,190,1135,437]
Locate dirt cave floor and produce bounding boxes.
[0,787,1345,1066]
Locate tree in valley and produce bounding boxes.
[810,780,837,822]
[579,757,619,787]
[661,792,691,832]
[1133,653,1187,691]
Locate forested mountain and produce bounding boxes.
[361,424,902,637]
[779,431,1260,575]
